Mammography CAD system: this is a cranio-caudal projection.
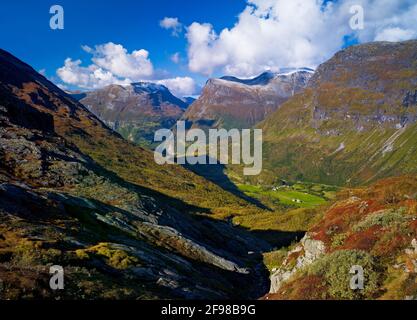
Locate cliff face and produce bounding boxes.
[182,70,313,130]
[259,41,417,186]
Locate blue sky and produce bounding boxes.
[1,0,416,96]
[0,0,245,85]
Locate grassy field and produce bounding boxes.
[237,183,333,209]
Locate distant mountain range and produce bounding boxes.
[182,69,313,130]
[71,82,191,147]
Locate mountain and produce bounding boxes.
[72,82,189,147]
[265,176,417,300]
[259,41,417,186]
[182,70,313,130]
[0,48,270,299]
[182,96,197,105]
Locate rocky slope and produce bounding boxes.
[259,41,417,186]
[0,48,270,299]
[182,70,313,130]
[73,83,189,147]
[265,176,417,300]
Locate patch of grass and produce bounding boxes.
[238,184,328,209]
[233,207,323,233]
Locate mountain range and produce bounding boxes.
[257,41,417,187]
[0,48,270,299]
[71,83,190,147]
[1,39,417,300]
[182,70,313,130]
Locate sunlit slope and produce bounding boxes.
[260,41,417,186]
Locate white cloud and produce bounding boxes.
[57,58,131,89]
[375,27,416,42]
[186,0,417,77]
[81,45,93,53]
[160,17,183,36]
[57,43,154,89]
[57,43,197,96]
[91,43,153,79]
[171,52,181,64]
[157,77,197,97]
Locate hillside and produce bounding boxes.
[182,70,312,130]
[265,176,417,300]
[0,48,270,299]
[259,41,417,186]
[73,83,189,147]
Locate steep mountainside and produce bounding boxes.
[260,41,417,186]
[265,176,417,300]
[182,70,313,130]
[0,48,270,299]
[74,83,189,147]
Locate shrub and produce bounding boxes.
[307,250,380,299]
[352,208,410,232]
[331,233,348,248]
[86,243,139,269]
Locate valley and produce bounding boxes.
[1,39,417,301]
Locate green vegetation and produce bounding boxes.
[307,250,380,300]
[233,207,323,233]
[263,248,290,272]
[267,176,417,300]
[77,243,140,270]
[352,208,411,232]
[238,183,329,209]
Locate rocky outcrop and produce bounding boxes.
[270,234,325,293]
[404,238,417,273]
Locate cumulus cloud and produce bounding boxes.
[160,17,183,36]
[156,77,197,97]
[374,27,416,42]
[90,43,153,79]
[186,0,417,77]
[57,43,153,89]
[57,43,197,97]
[57,58,131,89]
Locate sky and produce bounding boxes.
[1,0,417,97]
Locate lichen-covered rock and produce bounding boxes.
[270,234,325,293]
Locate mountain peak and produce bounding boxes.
[131,81,170,94]
[219,68,315,87]
[183,68,313,130]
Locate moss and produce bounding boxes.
[84,243,140,269]
[75,249,90,260]
[12,240,62,266]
